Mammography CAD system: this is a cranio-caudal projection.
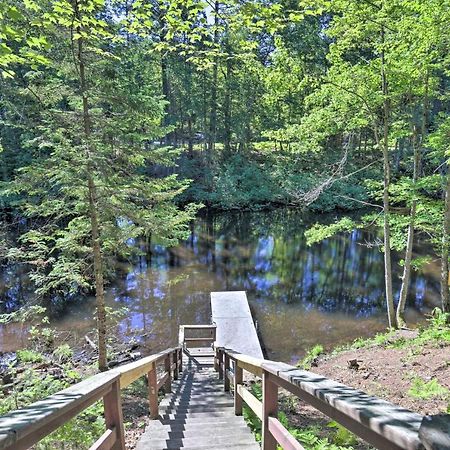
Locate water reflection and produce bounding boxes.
[0,209,442,363]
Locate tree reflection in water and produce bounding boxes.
[0,209,441,363]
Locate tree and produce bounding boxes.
[2,0,197,370]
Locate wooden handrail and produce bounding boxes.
[179,324,217,350]
[115,347,178,389]
[0,347,182,450]
[216,346,450,450]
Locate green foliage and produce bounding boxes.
[333,308,450,355]
[327,421,358,447]
[0,306,46,324]
[243,383,354,449]
[408,378,449,401]
[0,340,101,449]
[53,344,73,363]
[16,349,44,363]
[305,219,357,246]
[298,344,324,369]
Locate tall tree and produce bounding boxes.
[2,0,197,370]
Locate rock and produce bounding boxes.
[347,359,361,370]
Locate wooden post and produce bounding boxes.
[234,361,243,415]
[164,355,172,393]
[419,414,450,450]
[224,353,230,392]
[178,348,183,373]
[173,350,179,380]
[214,348,219,372]
[218,349,224,380]
[262,371,278,450]
[103,380,126,450]
[148,362,158,419]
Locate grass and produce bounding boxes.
[408,377,449,400]
[298,344,324,370]
[331,308,450,356]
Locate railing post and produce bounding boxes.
[224,353,230,392]
[178,348,183,373]
[164,355,172,393]
[419,414,450,450]
[148,362,158,419]
[103,379,126,450]
[234,361,243,415]
[262,370,278,450]
[173,350,179,380]
[218,349,224,380]
[214,347,219,372]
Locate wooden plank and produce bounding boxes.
[156,372,169,391]
[234,364,243,415]
[224,353,230,392]
[178,326,185,347]
[263,372,278,450]
[117,348,177,389]
[268,417,304,450]
[103,381,125,450]
[173,351,178,381]
[89,428,116,450]
[237,359,263,378]
[261,361,423,450]
[184,337,214,342]
[419,414,450,450]
[211,291,263,359]
[184,338,214,348]
[225,349,263,377]
[0,371,118,450]
[237,384,263,420]
[148,363,158,420]
[218,349,224,380]
[164,356,171,392]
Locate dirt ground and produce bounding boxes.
[279,334,450,449]
[313,341,450,415]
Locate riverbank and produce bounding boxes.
[274,309,450,449]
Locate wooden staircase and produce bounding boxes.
[136,355,259,450]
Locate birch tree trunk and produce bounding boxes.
[396,128,419,326]
[381,26,397,329]
[397,77,427,326]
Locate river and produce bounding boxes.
[0,208,442,364]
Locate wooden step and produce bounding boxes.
[136,355,257,450]
[136,435,259,449]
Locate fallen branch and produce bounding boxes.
[84,335,97,351]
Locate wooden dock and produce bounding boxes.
[211,291,263,359]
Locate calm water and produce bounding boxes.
[0,209,442,363]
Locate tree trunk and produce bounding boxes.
[73,0,108,371]
[223,50,232,156]
[187,115,194,158]
[396,129,420,326]
[87,176,108,371]
[380,26,397,329]
[397,76,427,326]
[442,166,450,312]
[207,0,219,167]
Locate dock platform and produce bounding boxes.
[211,291,263,359]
